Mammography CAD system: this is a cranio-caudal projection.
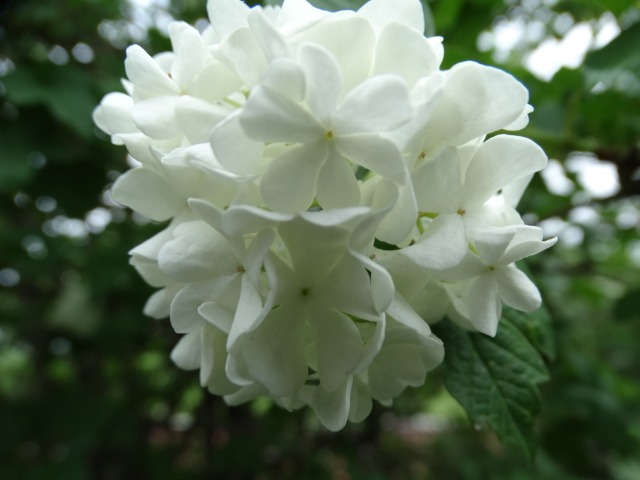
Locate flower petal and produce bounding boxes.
[207,0,250,41]
[175,96,229,144]
[495,265,542,312]
[334,75,412,135]
[260,142,327,213]
[201,325,238,394]
[125,45,179,97]
[308,376,353,432]
[316,147,361,209]
[421,62,529,149]
[210,111,265,175]
[309,307,365,392]
[412,145,462,214]
[299,43,342,124]
[373,23,441,85]
[401,214,467,270]
[358,0,424,33]
[170,329,202,370]
[463,135,548,206]
[238,303,308,397]
[158,221,240,283]
[169,22,205,88]
[240,85,323,143]
[131,96,181,139]
[336,134,406,184]
[467,276,501,336]
[111,167,184,221]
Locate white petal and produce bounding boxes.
[111,168,184,221]
[495,265,542,312]
[316,147,361,209]
[299,43,342,124]
[334,75,412,134]
[421,62,529,148]
[175,96,229,144]
[188,199,293,236]
[170,330,202,370]
[170,280,231,333]
[158,221,239,283]
[260,57,306,102]
[501,231,558,265]
[278,0,330,34]
[125,45,179,97]
[387,292,433,338]
[466,276,501,336]
[348,379,373,423]
[336,134,406,184]
[260,142,327,213]
[210,111,265,175]
[308,377,353,431]
[201,325,238,394]
[248,8,290,61]
[309,307,365,392]
[169,22,205,88]
[412,146,462,214]
[239,303,308,397]
[207,0,250,41]
[463,135,548,206]
[227,274,266,347]
[358,0,424,33]
[198,300,234,334]
[215,27,266,86]
[92,92,136,136]
[189,60,241,102]
[143,285,179,319]
[374,180,417,245]
[318,256,382,321]
[240,85,323,143]
[401,214,467,270]
[373,24,441,85]
[278,215,351,284]
[466,225,516,266]
[131,96,180,139]
[298,16,375,91]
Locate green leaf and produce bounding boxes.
[505,305,556,362]
[3,64,98,138]
[308,0,364,11]
[435,314,551,462]
[583,21,640,96]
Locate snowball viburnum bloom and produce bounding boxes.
[94,0,555,431]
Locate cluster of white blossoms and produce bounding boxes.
[94,0,556,430]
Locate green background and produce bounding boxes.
[1,0,639,478]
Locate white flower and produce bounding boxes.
[434,226,557,336]
[94,0,556,430]
[402,134,548,270]
[238,43,412,212]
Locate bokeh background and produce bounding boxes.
[1,0,639,478]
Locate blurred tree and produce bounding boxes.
[0,0,639,479]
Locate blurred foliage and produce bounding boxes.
[0,0,639,478]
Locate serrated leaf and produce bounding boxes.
[504,305,555,362]
[436,317,550,461]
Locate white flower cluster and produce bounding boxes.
[94,0,556,430]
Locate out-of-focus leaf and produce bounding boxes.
[0,123,34,193]
[614,288,640,321]
[3,65,98,138]
[47,278,101,336]
[584,21,640,96]
[308,0,364,11]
